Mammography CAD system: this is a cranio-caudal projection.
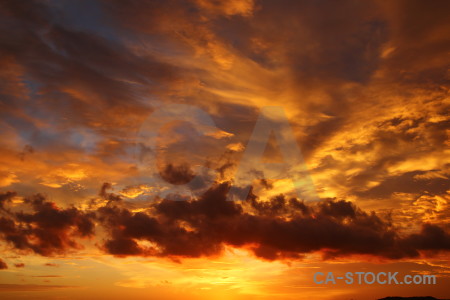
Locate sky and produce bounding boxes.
[0,0,449,299]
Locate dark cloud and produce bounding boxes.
[159,163,195,185]
[14,262,25,268]
[98,183,450,260]
[44,263,59,267]
[99,182,122,203]
[1,185,449,261]
[0,191,15,211]
[99,183,449,260]
[0,194,95,256]
[401,224,450,253]
[248,194,309,217]
[318,199,357,219]
[0,258,7,269]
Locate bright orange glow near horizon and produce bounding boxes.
[0,1,449,300]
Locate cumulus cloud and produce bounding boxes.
[1,187,449,262]
[0,192,95,256]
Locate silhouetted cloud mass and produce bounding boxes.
[1,186,449,261]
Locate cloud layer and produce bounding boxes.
[1,186,449,263]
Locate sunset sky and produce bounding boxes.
[0,0,449,299]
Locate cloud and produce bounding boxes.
[0,191,16,211]
[0,182,450,262]
[0,194,95,256]
[0,172,19,188]
[401,224,450,253]
[44,263,59,267]
[0,258,7,269]
[93,183,450,260]
[159,163,195,185]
